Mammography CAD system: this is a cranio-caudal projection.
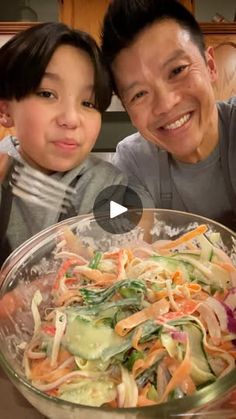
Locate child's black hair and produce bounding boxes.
[0,22,112,112]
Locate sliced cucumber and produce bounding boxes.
[208,263,231,289]
[59,379,116,407]
[198,234,214,262]
[161,333,178,358]
[151,255,193,281]
[63,316,124,360]
[182,323,216,386]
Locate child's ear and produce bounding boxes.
[0,100,14,128]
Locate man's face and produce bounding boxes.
[6,45,101,173]
[112,20,218,163]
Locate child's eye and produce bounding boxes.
[170,65,188,78]
[82,100,96,109]
[36,90,55,99]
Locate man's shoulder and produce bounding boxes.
[116,132,156,154]
[81,154,127,186]
[217,96,236,112]
[228,96,236,106]
[218,96,236,122]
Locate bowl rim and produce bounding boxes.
[1,208,236,279]
[1,208,236,414]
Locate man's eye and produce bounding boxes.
[171,65,188,78]
[36,91,54,98]
[131,91,146,102]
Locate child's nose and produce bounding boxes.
[57,105,80,129]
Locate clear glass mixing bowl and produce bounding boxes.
[0,209,236,419]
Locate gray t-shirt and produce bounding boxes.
[113,97,236,229]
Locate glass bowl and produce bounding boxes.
[0,209,236,419]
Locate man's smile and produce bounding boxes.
[162,112,191,130]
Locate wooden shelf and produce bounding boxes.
[200,22,236,34]
[0,22,38,34]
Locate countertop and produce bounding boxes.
[0,367,45,419]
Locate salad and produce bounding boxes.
[21,224,236,408]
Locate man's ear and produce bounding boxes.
[205,46,218,82]
[0,100,14,128]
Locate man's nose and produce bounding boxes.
[57,103,80,129]
[152,84,181,116]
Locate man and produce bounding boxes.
[101,0,236,230]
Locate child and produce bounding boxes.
[0,22,127,264]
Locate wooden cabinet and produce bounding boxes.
[0,1,235,105]
[59,0,110,44]
[179,0,195,13]
[201,23,236,100]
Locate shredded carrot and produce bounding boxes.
[137,383,157,407]
[153,290,168,300]
[30,349,74,382]
[132,348,166,378]
[180,375,196,395]
[210,341,236,358]
[214,262,236,272]
[186,283,202,293]
[131,326,143,350]
[115,298,170,336]
[53,258,82,290]
[213,289,229,300]
[76,267,116,284]
[65,277,79,286]
[172,271,185,284]
[158,224,208,251]
[53,290,82,306]
[219,341,235,351]
[156,299,200,324]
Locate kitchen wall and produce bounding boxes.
[95,112,136,152]
[1,1,235,23]
[0,0,58,21]
[195,0,235,22]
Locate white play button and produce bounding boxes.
[93,185,143,234]
[110,200,128,219]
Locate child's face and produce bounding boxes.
[6,45,102,173]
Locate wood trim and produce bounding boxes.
[58,0,74,27]
[0,22,38,34]
[179,0,195,14]
[200,23,236,35]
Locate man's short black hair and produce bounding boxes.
[0,22,112,113]
[101,0,205,68]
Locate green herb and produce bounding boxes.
[88,252,102,269]
[125,350,144,371]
